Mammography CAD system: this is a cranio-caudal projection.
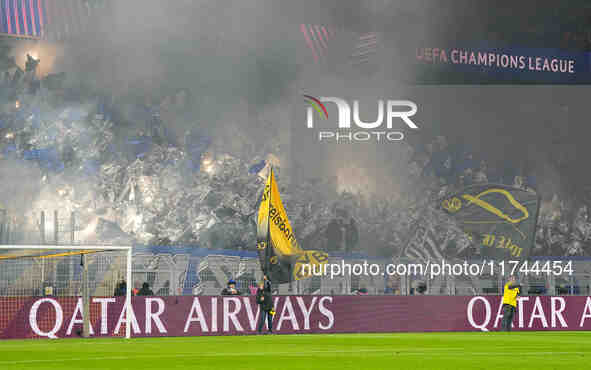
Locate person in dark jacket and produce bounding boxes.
[262,275,276,309]
[137,282,154,296]
[221,279,242,296]
[114,280,127,296]
[256,281,274,334]
[263,275,272,293]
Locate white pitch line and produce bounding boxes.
[0,349,588,365]
[0,349,392,364]
[1,332,589,349]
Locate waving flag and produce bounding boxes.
[0,0,100,41]
[300,24,335,64]
[1,0,47,38]
[248,159,266,175]
[440,184,541,260]
[299,24,380,66]
[257,168,328,284]
[351,32,379,66]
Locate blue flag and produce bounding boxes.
[249,160,266,174]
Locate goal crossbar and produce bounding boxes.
[0,245,133,250]
[0,250,116,260]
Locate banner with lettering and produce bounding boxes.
[257,168,328,283]
[3,295,591,339]
[439,184,540,260]
[414,45,591,84]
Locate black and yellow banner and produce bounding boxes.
[257,168,302,257]
[257,168,328,284]
[440,184,540,260]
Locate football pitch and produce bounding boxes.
[1,332,589,370]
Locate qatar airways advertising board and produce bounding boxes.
[2,295,591,339]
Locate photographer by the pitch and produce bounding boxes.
[501,275,521,331]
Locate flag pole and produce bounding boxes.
[265,166,272,280]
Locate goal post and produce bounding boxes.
[0,245,133,339]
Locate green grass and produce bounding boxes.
[1,332,590,370]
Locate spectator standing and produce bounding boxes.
[221,279,242,296]
[138,282,154,296]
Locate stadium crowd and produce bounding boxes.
[1,53,591,262]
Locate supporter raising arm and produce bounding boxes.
[501,275,522,331]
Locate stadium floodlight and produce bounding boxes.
[0,245,133,339]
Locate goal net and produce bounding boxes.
[0,245,132,340]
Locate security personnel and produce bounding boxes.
[501,275,521,331]
[256,278,274,334]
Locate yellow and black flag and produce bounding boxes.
[440,184,540,260]
[256,168,328,284]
